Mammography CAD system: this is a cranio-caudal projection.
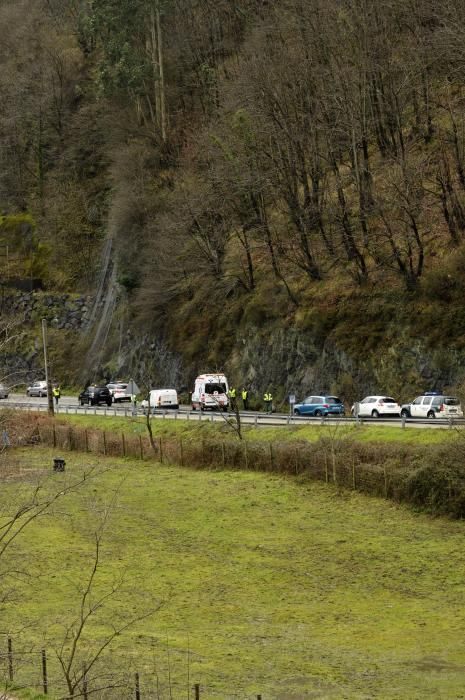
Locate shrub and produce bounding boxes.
[406,446,465,517]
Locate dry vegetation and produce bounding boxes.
[3,1,465,394]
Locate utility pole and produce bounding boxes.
[41,318,54,416]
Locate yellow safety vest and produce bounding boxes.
[242,389,248,400]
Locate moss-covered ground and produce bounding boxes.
[2,447,465,699]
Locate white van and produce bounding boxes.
[191,373,229,411]
[141,389,179,411]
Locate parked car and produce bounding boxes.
[352,396,401,418]
[191,373,229,411]
[107,382,132,403]
[400,392,463,419]
[141,389,179,411]
[293,395,344,417]
[26,381,48,397]
[0,383,9,399]
[79,385,112,407]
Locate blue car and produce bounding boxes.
[293,395,345,417]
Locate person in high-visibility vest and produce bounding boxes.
[241,387,249,411]
[263,391,273,413]
[228,387,237,411]
[52,386,61,406]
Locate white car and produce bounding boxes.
[106,382,132,403]
[352,395,401,418]
[26,381,48,397]
[400,393,463,419]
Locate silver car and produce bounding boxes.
[26,381,48,397]
[0,383,9,399]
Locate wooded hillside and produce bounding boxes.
[2,0,465,398]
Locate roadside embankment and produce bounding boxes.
[4,410,465,518]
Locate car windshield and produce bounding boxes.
[327,397,341,404]
[115,384,128,390]
[205,383,226,394]
[444,397,460,405]
[382,397,396,403]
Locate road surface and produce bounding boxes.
[1,394,463,430]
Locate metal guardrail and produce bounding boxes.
[2,401,464,429]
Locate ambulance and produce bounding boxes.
[191,373,229,411]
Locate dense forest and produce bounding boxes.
[2,0,465,401]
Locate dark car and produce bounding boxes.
[293,395,345,417]
[79,385,112,407]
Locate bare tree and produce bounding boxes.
[54,518,164,698]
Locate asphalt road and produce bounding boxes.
[1,394,463,430]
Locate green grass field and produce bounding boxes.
[3,446,465,699]
[57,411,460,446]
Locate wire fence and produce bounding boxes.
[23,418,419,504]
[0,634,271,700]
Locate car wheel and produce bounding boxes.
[427,410,435,419]
[39,391,44,398]
[314,409,322,417]
[371,410,380,418]
[294,409,301,416]
[400,409,410,418]
[80,400,85,406]
[107,400,112,407]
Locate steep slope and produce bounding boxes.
[2,0,465,400]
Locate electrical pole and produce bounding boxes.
[41,318,54,416]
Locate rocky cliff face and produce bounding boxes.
[1,291,93,330]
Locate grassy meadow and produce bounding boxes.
[57,411,460,446]
[1,446,465,699]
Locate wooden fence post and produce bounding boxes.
[135,672,141,700]
[85,429,89,453]
[179,437,184,466]
[269,443,274,471]
[243,441,249,470]
[7,636,13,681]
[159,437,163,463]
[384,464,388,498]
[221,442,225,468]
[122,433,126,457]
[52,424,56,448]
[352,459,356,490]
[194,683,200,700]
[41,648,48,694]
[68,427,73,451]
[103,431,107,456]
[324,454,329,483]
[139,435,144,460]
